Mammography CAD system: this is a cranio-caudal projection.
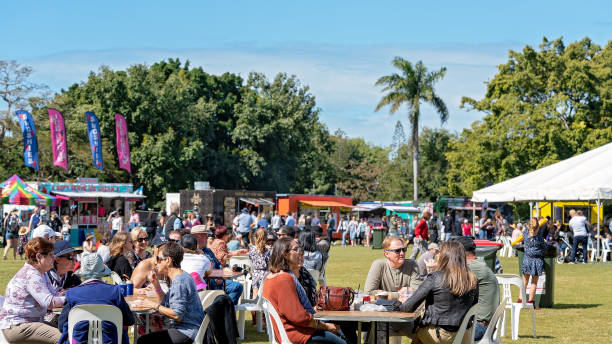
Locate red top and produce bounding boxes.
[262,272,315,344]
[414,219,429,240]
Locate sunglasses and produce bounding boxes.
[169,239,180,243]
[136,237,148,243]
[60,255,76,261]
[156,256,167,263]
[385,247,407,254]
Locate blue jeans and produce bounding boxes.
[341,230,348,246]
[571,235,588,263]
[307,329,347,344]
[474,322,487,341]
[478,230,487,239]
[209,279,243,305]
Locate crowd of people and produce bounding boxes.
[1,202,609,344]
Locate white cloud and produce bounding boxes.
[23,42,515,146]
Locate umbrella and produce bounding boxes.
[0,174,56,206]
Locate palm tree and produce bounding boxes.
[375,57,448,200]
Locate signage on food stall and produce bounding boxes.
[38,182,133,193]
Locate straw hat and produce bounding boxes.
[18,227,27,236]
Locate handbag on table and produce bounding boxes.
[316,286,355,311]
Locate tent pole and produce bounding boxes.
[536,202,540,218]
[529,202,533,219]
[597,199,601,260]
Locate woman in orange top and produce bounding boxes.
[262,237,345,344]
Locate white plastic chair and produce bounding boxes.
[601,239,611,262]
[476,299,507,344]
[262,297,292,344]
[110,271,123,285]
[452,303,479,344]
[193,290,225,344]
[587,238,597,261]
[236,277,266,340]
[68,304,123,344]
[496,274,537,340]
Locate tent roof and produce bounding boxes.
[472,142,612,202]
[1,174,56,206]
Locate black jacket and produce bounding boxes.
[400,270,478,328]
[107,255,133,280]
[203,294,238,344]
[443,216,453,233]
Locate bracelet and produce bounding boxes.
[155,304,160,311]
[155,288,162,294]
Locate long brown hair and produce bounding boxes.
[435,241,477,296]
[268,237,294,273]
[254,228,267,254]
[110,232,131,257]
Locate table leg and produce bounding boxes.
[145,312,150,334]
[386,322,390,344]
[357,321,362,344]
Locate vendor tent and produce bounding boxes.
[0,174,56,206]
[472,142,612,202]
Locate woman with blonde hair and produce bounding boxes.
[107,232,134,280]
[126,227,152,269]
[519,218,546,304]
[399,241,478,344]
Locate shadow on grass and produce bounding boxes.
[519,335,555,339]
[552,303,602,309]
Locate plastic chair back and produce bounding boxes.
[193,290,225,344]
[495,274,527,307]
[262,297,292,344]
[110,271,123,285]
[477,299,507,344]
[453,303,479,344]
[68,304,123,344]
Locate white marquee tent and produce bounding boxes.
[472,141,612,202]
[472,141,612,257]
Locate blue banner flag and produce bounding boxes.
[16,110,39,171]
[85,111,103,171]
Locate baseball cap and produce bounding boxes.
[32,225,55,239]
[151,234,169,247]
[54,240,83,257]
[191,225,213,236]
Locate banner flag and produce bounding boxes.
[114,113,131,173]
[15,110,39,171]
[48,108,68,171]
[85,111,103,171]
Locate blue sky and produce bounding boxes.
[2,1,611,146]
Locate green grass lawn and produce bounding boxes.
[1,245,610,343]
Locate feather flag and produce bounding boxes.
[15,110,39,171]
[48,108,68,171]
[114,113,131,173]
[85,111,103,171]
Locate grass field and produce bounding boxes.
[1,245,610,343]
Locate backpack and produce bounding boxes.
[163,214,183,234]
[8,217,19,234]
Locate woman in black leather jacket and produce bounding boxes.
[399,241,478,344]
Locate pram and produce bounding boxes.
[557,231,583,264]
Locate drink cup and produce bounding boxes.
[363,295,371,303]
[126,280,134,296]
[376,291,388,300]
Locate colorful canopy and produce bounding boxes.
[0,174,56,206]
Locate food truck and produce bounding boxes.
[38,178,145,245]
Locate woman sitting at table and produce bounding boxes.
[262,237,346,344]
[209,226,248,264]
[126,227,153,269]
[57,253,134,344]
[0,238,65,343]
[399,241,478,344]
[138,242,205,344]
[107,232,134,280]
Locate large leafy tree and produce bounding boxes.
[448,37,612,195]
[375,57,448,200]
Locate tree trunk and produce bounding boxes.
[411,99,420,201]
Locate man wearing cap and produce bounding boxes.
[191,225,243,304]
[47,240,83,293]
[454,236,499,341]
[233,208,253,246]
[31,224,60,243]
[416,243,439,279]
[57,254,135,344]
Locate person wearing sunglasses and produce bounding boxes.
[138,242,205,344]
[47,240,83,294]
[126,228,153,270]
[364,236,422,339]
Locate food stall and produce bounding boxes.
[38,178,145,245]
[276,194,354,237]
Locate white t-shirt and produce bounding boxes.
[181,253,212,277]
[271,215,282,229]
[96,245,110,263]
[111,217,123,231]
[569,215,588,236]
